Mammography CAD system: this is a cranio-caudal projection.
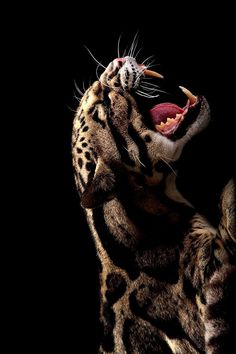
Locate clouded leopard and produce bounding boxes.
[72,51,236,353]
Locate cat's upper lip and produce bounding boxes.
[148,86,199,137]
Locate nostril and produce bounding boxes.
[117,58,125,63]
[114,58,125,68]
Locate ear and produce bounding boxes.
[80,160,116,209]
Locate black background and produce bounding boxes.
[9,3,235,353]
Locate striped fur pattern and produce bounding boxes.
[72,57,236,353]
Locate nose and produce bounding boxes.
[113,57,125,68]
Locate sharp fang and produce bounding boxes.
[179,86,197,104]
[144,69,164,79]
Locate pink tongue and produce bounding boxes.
[149,103,184,125]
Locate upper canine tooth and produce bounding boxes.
[179,86,197,104]
[143,69,164,79]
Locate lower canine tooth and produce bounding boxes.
[179,86,197,104]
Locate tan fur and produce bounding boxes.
[72,58,235,353]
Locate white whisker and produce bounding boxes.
[140,89,159,96]
[160,157,177,176]
[144,62,157,70]
[159,153,175,162]
[82,80,87,93]
[134,69,146,86]
[128,32,139,57]
[74,80,84,96]
[122,46,129,57]
[140,85,159,93]
[142,81,160,87]
[67,104,77,113]
[136,155,146,168]
[140,82,168,95]
[128,34,135,57]
[137,91,159,98]
[73,92,81,103]
[141,83,160,90]
[131,32,139,57]
[84,45,106,69]
[117,33,122,58]
[137,90,160,99]
[135,47,143,60]
[96,65,101,81]
[142,55,155,65]
[123,145,146,168]
[140,85,156,91]
[140,88,159,94]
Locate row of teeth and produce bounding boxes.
[156,114,182,130]
[155,86,197,131]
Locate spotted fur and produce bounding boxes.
[72,56,235,353]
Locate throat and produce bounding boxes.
[117,181,195,246]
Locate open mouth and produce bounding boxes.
[102,57,202,140]
[125,62,201,140]
[148,86,199,138]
